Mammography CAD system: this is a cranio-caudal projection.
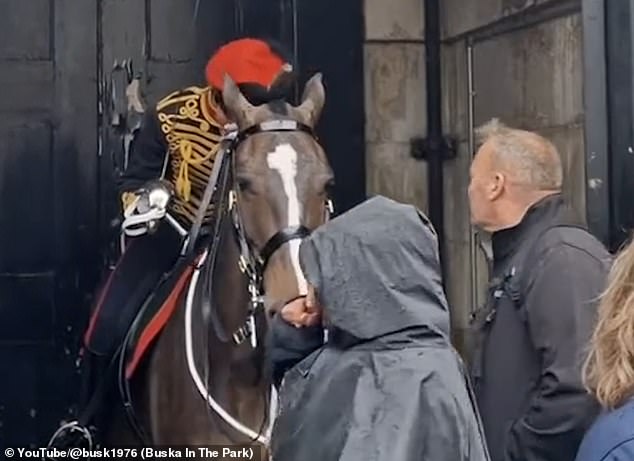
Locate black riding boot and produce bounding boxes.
[48,351,117,450]
[81,349,121,438]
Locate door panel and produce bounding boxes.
[0,0,366,445]
[0,0,98,447]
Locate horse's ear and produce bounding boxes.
[221,74,253,127]
[297,73,325,127]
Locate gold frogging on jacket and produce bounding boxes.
[154,86,223,227]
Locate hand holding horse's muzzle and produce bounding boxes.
[279,285,322,328]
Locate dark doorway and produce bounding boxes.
[234,0,366,213]
[605,0,634,251]
[0,0,100,447]
[583,0,634,252]
[0,0,365,446]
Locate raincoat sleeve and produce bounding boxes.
[116,107,168,210]
[268,314,324,388]
[505,246,603,460]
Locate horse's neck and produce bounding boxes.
[142,219,270,443]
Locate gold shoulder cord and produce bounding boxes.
[158,87,224,227]
[119,87,224,227]
[157,87,223,201]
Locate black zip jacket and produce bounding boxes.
[470,194,611,461]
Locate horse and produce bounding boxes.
[103,72,334,455]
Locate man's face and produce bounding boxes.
[468,140,502,230]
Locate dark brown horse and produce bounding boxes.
[105,73,334,453]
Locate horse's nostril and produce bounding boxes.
[265,298,285,316]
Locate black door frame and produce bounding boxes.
[582,0,634,251]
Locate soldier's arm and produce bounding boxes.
[116,106,168,211]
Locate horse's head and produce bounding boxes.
[221,72,334,316]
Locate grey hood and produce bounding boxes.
[298,195,450,341]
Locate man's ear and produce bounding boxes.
[221,74,253,127]
[489,172,506,200]
[296,73,326,127]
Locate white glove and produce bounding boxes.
[122,180,173,236]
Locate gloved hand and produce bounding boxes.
[121,179,174,236]
[135,179,173,214]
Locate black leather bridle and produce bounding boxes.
[201,118,334,345]
[231,121,316,278]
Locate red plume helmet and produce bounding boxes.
[205,38,291,91]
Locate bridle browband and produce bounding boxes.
[235,119,316,144]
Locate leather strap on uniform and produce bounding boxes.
[185,141,231,256]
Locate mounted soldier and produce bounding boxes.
[75,37,298,439]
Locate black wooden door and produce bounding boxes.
[0,0,365,446]
[0,0,234,446]
[0,0,99,447]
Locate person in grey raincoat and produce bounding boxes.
[268,195,491,461]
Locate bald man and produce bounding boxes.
[468,119,611,461]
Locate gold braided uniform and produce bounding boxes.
[120,86,224,230]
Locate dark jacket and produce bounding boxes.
[270,195,490,461]
[574,399,634,461]
[470,194,611,461]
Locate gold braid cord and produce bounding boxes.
[154,86,224,228]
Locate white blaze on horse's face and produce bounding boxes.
[266,143,309,296]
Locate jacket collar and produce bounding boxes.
[491,193,568,263]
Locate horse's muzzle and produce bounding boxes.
[265,295,306,317]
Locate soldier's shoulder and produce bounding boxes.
[154,85,209,113]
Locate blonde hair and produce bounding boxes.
[583,235,634,409]
[475,118,563,190]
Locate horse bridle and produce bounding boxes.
[206,119,334,346]
[44,119,334,451]
[181,118,333,446]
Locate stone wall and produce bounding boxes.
[363,0,585,356]
[363,0,428,213]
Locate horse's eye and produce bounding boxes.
[237,177,252,192]
[324,178,335,195]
